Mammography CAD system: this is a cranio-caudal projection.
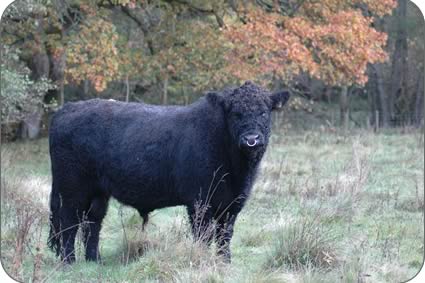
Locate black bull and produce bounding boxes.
[48,81,290,263]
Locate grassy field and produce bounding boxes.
[1,128,424,282]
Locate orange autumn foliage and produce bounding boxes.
[224,0,397,86]
[65,18,120,92]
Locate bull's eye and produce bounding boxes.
[261,112,267,117]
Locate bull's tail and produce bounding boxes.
[47,182,61,257]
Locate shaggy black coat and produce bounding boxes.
[48,81,290,263]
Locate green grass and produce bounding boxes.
[1,129,424,282]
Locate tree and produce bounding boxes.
[2,0,135,102]
[65,16,120,92]
[1,45,55,138]
[222,0,396,127]
[366,0,424,127]
[223,0,396,87]
[2,0,414,133]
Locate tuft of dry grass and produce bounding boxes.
[1,156,49,280]
[111,198,225,282]
[1,144,54,282]
[264,213,340,271]
[131,222,224,282]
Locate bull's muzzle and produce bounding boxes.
[242,134,261,148]
[247,139,258,147]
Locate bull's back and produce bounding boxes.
[48,99,214,207]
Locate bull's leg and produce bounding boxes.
[215,213,237,263]
[82,196,109,262]
[59,205,81,264]
[187,204,215,245]
[136,210,149,231]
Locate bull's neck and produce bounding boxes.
[226,139,263,197]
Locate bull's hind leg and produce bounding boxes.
[82,195,109,262]
[58,204,83,263]
[50,150,94,263]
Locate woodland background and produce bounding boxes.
[1,1,425,282]
[0,0,424,140]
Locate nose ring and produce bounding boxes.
[247,140,258,147]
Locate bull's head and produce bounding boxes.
[207,81,290,157]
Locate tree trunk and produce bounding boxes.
[414,71,424,127]
[20,106,43,140]
[83,79,90,96]
[58,79,65,107]
[162,75,168,105]
[325,86,332,104]
[389,0,408,121]
[32,17,50,80]
[183,87,189,105]
[339,86,349,128]
[370,64,390,127]
[125,75,130,102]
[366,71,377,126]
[20,16,48,140]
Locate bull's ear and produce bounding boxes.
[206,91,225,107]
[270,90,290,110]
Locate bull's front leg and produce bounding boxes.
[214,194,246,263]
[187,204,215,244]
[215,212,237,262]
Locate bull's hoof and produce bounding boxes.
[217,250,231,263]
[61,254,76,265]
[85,253,102,263]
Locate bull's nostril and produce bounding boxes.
[243,134,261,148]
[247,139,258,147]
